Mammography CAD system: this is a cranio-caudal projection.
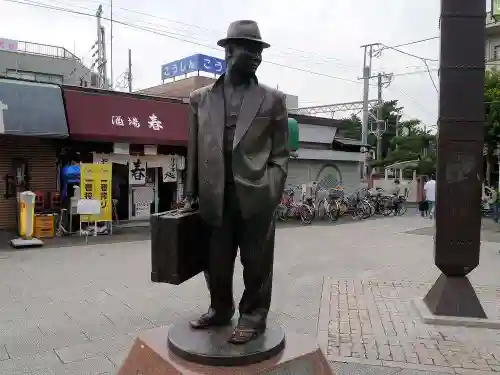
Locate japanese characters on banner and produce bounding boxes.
[162,155,177,183]
[80,164,112,222]
[111,113,163,131]
[92,153,129,165]
[129,158,146,186]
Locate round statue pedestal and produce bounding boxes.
[167,319,286,367]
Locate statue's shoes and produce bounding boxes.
[228,323,266,344]
[189,308,234,329]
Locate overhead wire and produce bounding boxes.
[378,43,439,94]
[16,0,363,72]
[7,0,440,122]
[5,0,377,87]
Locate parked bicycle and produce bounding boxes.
[337,189,372,220]
[316,187,342,221]
[367,188,394,216]
[275,186,314,224]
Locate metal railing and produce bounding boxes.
[14,40,81,62]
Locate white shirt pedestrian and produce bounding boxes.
[424,178,436,218]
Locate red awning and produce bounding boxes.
[63,87,189,145]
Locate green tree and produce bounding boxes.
[484,69,500,184]
[381,124,437,175]
[342,100,403,156]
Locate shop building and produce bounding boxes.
[287,114,364,193]
[0,78,68,230]
[62,86,189,224]
[0,37,98,87]
[139,77,362,194]
[136,76,300,110]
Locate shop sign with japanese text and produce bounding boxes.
[129,158,147,186]
[80,163,112,222]
[163,155,177,182]
[161,54,226,80]
[62,88,188,145]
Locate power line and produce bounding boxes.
[378,43,439,93]
[379,44,439,62]
[5,0,376,86]
[423,60,438,93]
[11,0,445,76]
[16,0,362,72]
[391,69,439,77]
[384,36,439,49]
[7,0,438,122]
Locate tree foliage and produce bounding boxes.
[340,70,500,180]
[342,100,436,175]
[484,69,500,184]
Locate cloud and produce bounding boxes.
[3,0,442,125]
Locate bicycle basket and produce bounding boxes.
[328,188,344,199]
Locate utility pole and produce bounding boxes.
[360,43,381,180]
[101,26,108,88]
[360,44,372,180]
[395,114,401,149]
[128,49,132,93]
[376,72,383,163]
[110,0,113,89]
[96,5,103,88]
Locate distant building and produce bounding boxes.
[136,76,299,107]
[486,13,500,70]
[138,76,365,192]
[0,37,98,87]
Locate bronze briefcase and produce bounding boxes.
[150,209,210,285]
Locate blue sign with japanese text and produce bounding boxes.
[161,54,226,80]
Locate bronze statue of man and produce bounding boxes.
[184,20,289,344]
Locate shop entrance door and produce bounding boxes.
[129,166,159,220]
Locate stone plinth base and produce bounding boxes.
[413,298,500,329]
[423,273,486,319]
[117,324,334,374]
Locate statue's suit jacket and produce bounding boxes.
[185,74,290,226]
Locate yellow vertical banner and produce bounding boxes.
[80,163,112,222]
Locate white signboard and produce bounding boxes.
[0,100,8,133]
[129,158,146,186]
[0,38,18,52]
[162,155,177,182]
[132,186,153,219]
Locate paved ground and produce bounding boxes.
[0,215,499,374]
[408,217,500,243]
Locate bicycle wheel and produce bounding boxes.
[327,200,340,222]
[309,204,316,221]
[357,201,371,219]
[276,204,288,221]
[299,204,314,225]
[317,199,327,220]
[363,199,375,218]
[338,199,348,217]
[379,197,393,216]
[395,202,407,216]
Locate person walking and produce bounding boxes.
[424,174,436,219]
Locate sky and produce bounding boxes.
[2,0,472,127]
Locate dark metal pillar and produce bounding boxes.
[423,0,487,318]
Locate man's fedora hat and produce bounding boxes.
[217,20,270,49]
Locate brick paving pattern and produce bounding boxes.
[0,216,499,374]
[323,278,500,373]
